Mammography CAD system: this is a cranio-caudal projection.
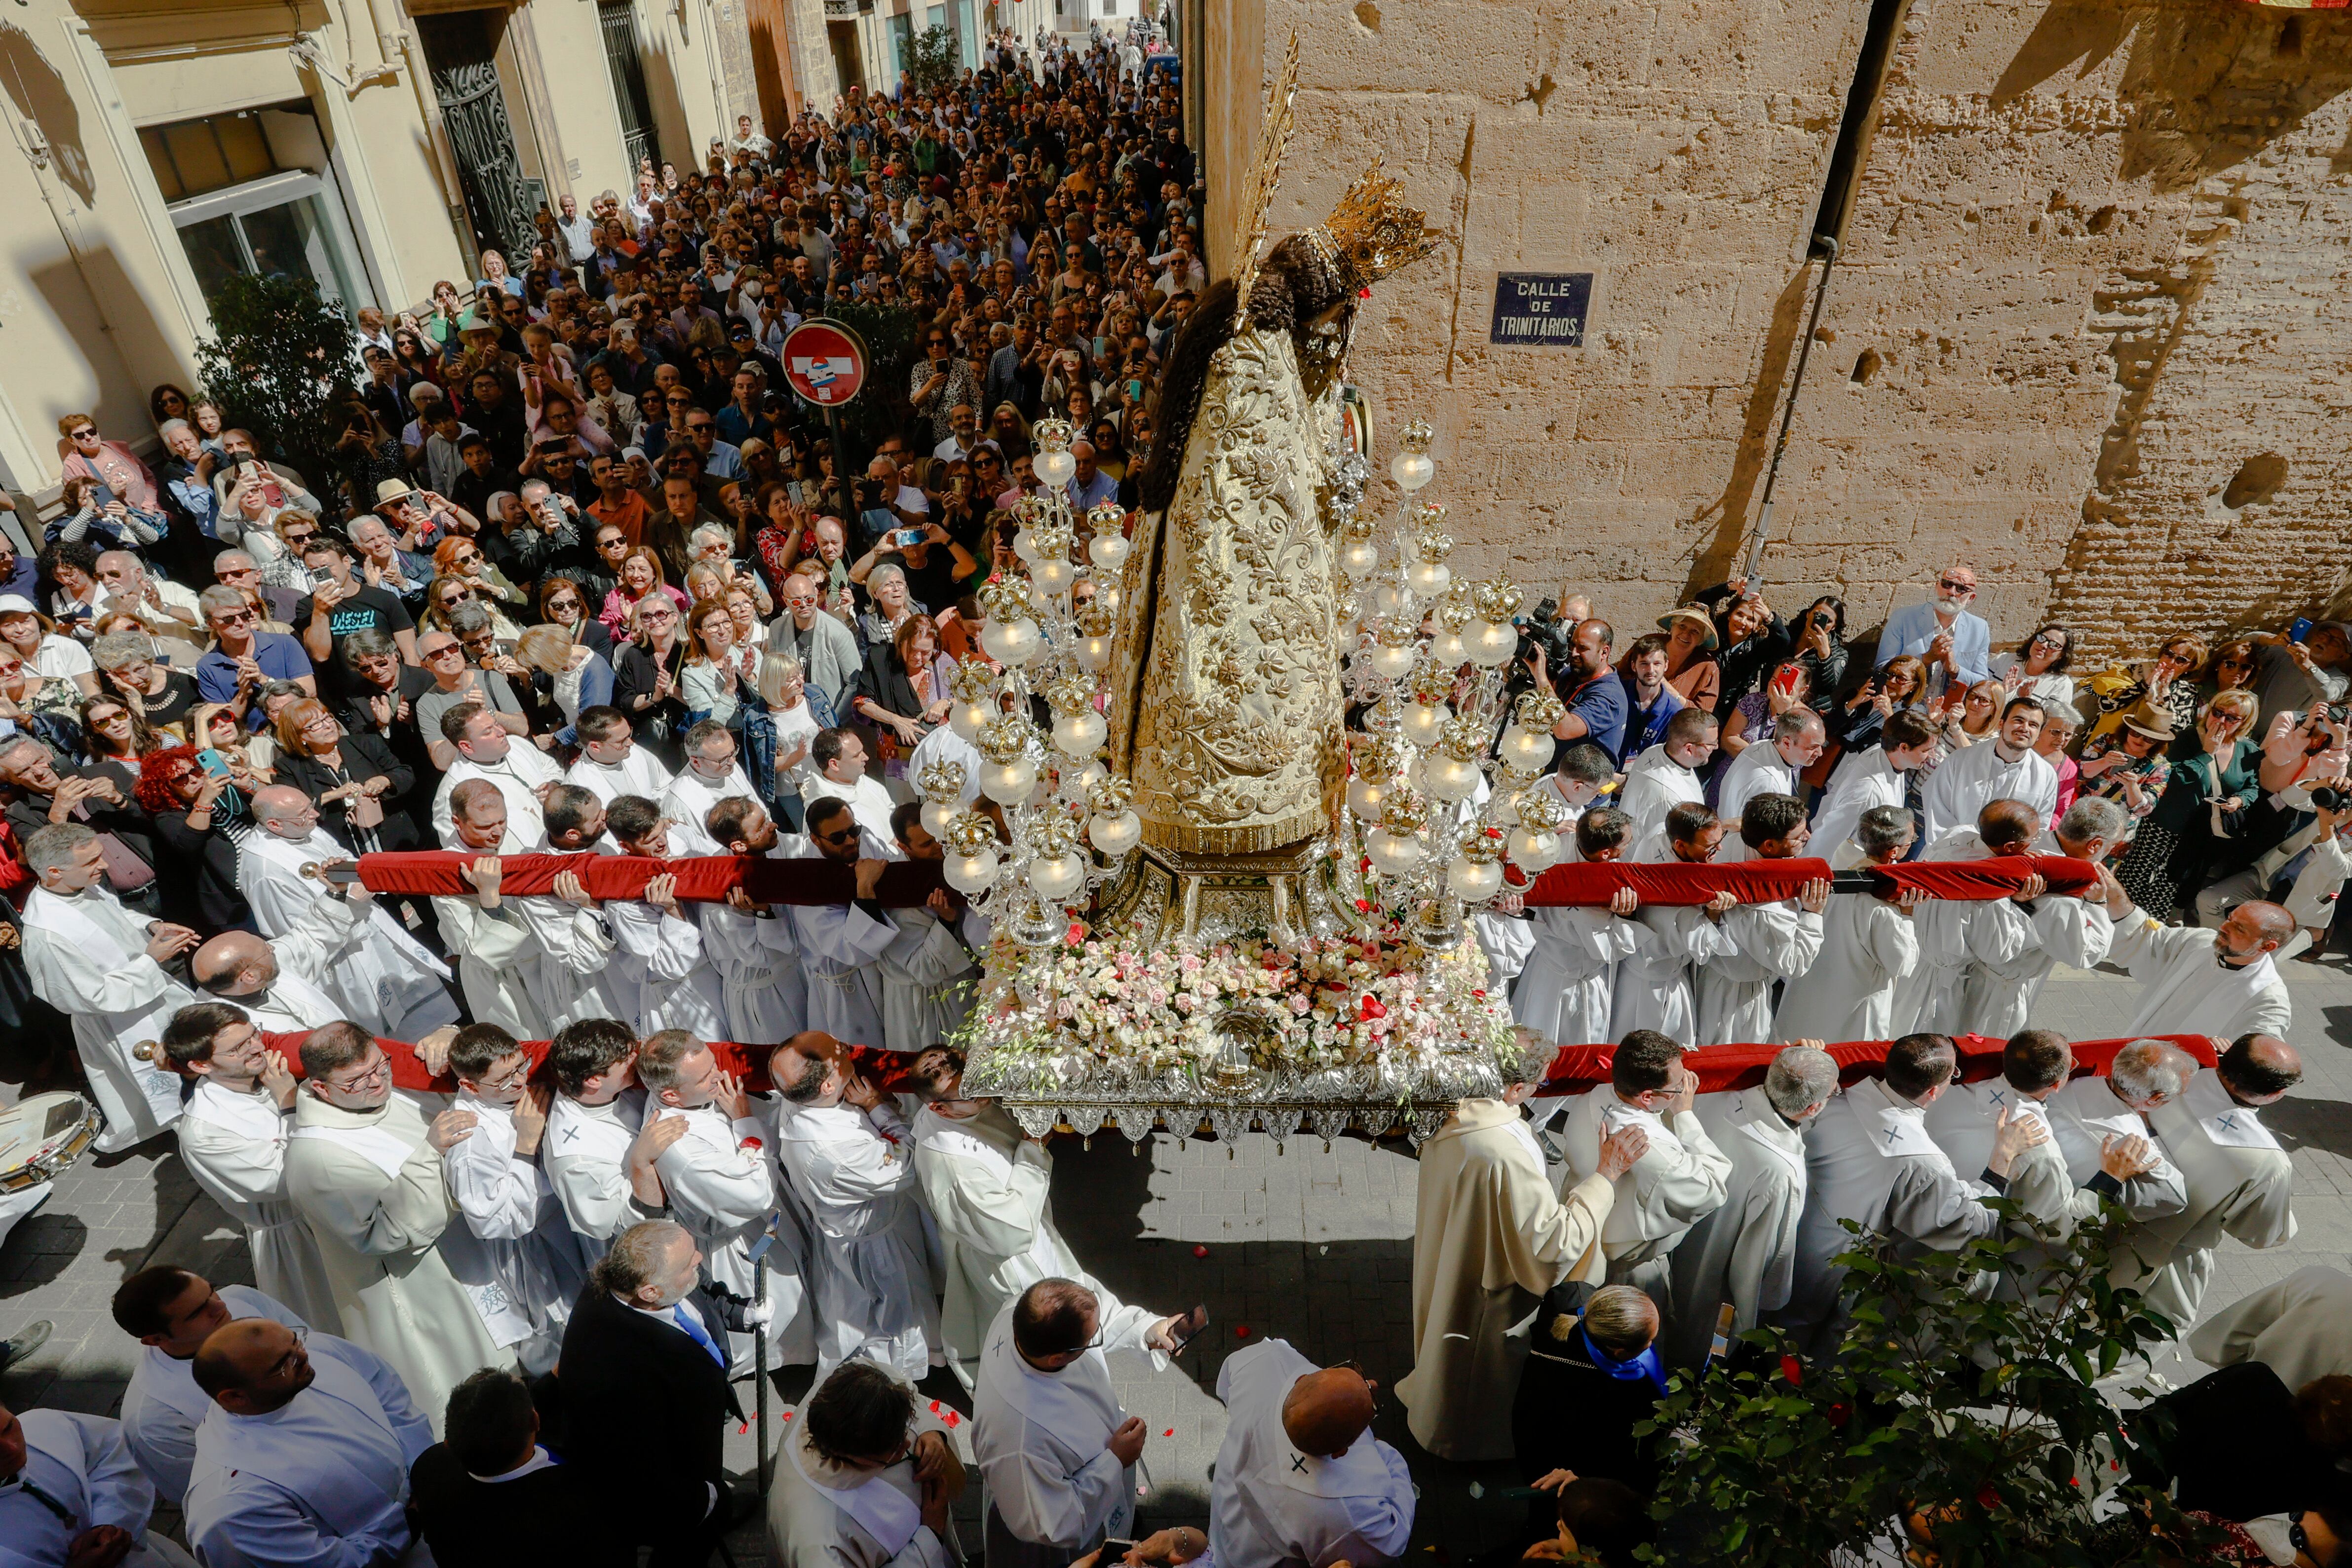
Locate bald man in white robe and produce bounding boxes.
[2044,1038,2194,1226]
[116,1270,307,1503]
[1210,1339,1416,1568]
[2099,889,2295,1042]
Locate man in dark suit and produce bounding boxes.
[411,1367,627,1567]
[554,1218,745,1566]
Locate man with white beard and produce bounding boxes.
[514,786,632,1028]
[1664,1043,1838,1367]
[1514,808,1642,1049]
[881,802,985,1053]
[771,1033,941,1378]
[790,797,898,1048]
[973,1277,1197,1566]
[113,1264,308,1502]
[2045,1037,2194,1224]
[703,798,811,1046]
[282,1021,515,1429]
[1921,695,2058,845]
[1692,795,1828,1046]
[1612,803,1737,1042]
[1781,1033,2048,1350]
[2097,884,2295,1042]
[541,1017,685,1259]
[1952,798,2124,1037]
[662,719,765,853]
[1715,707,1826,862]
[159,1002,344,1332]
[430,702,565,848]
[1554,1029,1732,1309]
[18,823,198,1151]
[2115,1032,2301,1331]
[641,1028,812,1373]
[1615,707,1715,843]
[1770,806,1922,1044]
[564,706,676,803]
[432,780,547,1037]
[237,785,458,1038]
[601,795,731,1037]
[432,1023,595,1376]
[1809,710,1940,866]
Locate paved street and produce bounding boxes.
[5,953,2349,1560]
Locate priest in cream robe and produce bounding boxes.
[640,1029,813,1373]
[516,787,632,1028]
[972,1278,1190,1564]
[773,1033,942,1378]
[440,1023,595,1376]
[2189,1265,2352,1391]
[433,780,547,1039]
[1715,707,1824,862]
[1771,806,1922,1044]
[1555,1029,1733,1308]
[601,796,731,1037]
[1808,711,1939,866]
[159,1002,343,1332]
[564,706,677,803]
[238,786,458,1039]
[2045,1037,2194,1224]
[282,1022,515,1432]
[1398,1046,1634,1461]
[430,702,564,847]
[1208,1339,1416,1568]
[542,1018,678,1259]
[1780,1033,2048,1349]
[113,1266,306,1503]
[790,796,899,1048]
[185,906,360,1036]
[1616,708,1715,842]
[908,1049,1165,1361]
[182,1317,432,1568]
[2099,886,2295,1042]
[1694,795,1828,1046]
[1921,695,2059,845]
[661,719,766,854]
[1889,801,2040,1038]
[702,798,812,1046]
[1664,1044,1838,1367]
[768,1357,963,1568]
[1612,803,1735,1041]
[880,802,986,1053]
[18,822,198,1152]
[1953,799,2123,1037]
[1514,808,1642,1048]
[2115,1033,2302,1331]
[0,1400,190,1568]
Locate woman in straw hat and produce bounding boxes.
[2075,703,2178,857]
[1649,605,1722,713]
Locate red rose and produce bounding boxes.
[1359,996,1387,1021]
[1976,1483,1999,1510]
[1779,1355,1803,1386]
[1065,922,1085,945]
[1355,898,1373,913]
[1827,1402,1850,1428]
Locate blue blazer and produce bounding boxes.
[1874,600,1990,687]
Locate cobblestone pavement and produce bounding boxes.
[5,954,2348,1561]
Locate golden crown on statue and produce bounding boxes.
[1309,162,1445,293]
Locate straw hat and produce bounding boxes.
[1656,604,1719,651]
[2120,704,2176,742]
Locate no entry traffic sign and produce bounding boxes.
[781,319,869,406]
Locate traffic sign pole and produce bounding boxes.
[781,316,871,520]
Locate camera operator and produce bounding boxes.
[2194,765,2352,960]
[1524,614,1626,764]
[506,477,599,587]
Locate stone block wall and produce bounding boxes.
[1205,0,2352,661]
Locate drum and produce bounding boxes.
[0,1091,99,1193]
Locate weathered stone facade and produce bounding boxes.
[1202,0,2352,660]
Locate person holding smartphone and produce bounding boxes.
[845,509,979,642]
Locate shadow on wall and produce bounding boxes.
[1684,266,1824,597]
[638,29,695,182]
[0,22,95,207]
[27,248,185,469]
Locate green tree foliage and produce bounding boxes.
[906,25,959,95]
[818,300,918,456]
[193,273,356,501]
[1641,1202,2231,1566]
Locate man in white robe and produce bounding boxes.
[2044,1037,2195,1225]
[1772,805,1923,1044]
[1715,706,1825,863]
[772,1033,941,1378]
[541,1018,684,1259]
[1921,695,2059,845]
[1612,804,1735,1041]
[703,798,811,1046]
[2098,885,2296,1041]
[908,1049,1168,1362]
[2188,1265,2352,1390]
[880,803,986,1053]
[1208,1340,1415,1568]
[804,727,900,844]
[790,796,899,1048]
[0,1399,185,1568]
[1955,799,2123,1037]
[973,1279,1191,1564]
[515,787,633,1028]
[282,1022,516,1432]
[640,1029,812,1373]
[237,786,458,1039]
[1397,1046,1633,1460]
[430,702,564,848]
[2116,1033,2301,1331]
[1615,708,1714,843]
[767,1358,963,1568]
[662,719,766,854]
[17,823,198,1151]
[564,705,677,803]
[1808,711,1939,866]
[1780,1033,2048,1351]
[1479,751,1614,995]
[1555,1029,1733,1309]
[434,1024,595,1376]
[159,1003,343,1332]
[1692,794,1828,1046]
[1890,802,2039,1038]
[182,1317,432,1568]
[185,900,362,1036]
[1515,807,1642,1049]
[601,796,731,1037]
[1666,1044,1839,1367]
[431,780,546,1038]
[113,1266,307,1502]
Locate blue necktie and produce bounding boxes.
[671,1304,726,1368]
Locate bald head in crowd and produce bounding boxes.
[1975,798,2042,854]
[1282,1356,1380,1460]
[2220,1032,2304,1104]
[190,930,280,996]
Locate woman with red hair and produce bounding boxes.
[138,745,253,933]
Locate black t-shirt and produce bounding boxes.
[293,582,414,693]
[874,546,972,623]
[132,668,203,740]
